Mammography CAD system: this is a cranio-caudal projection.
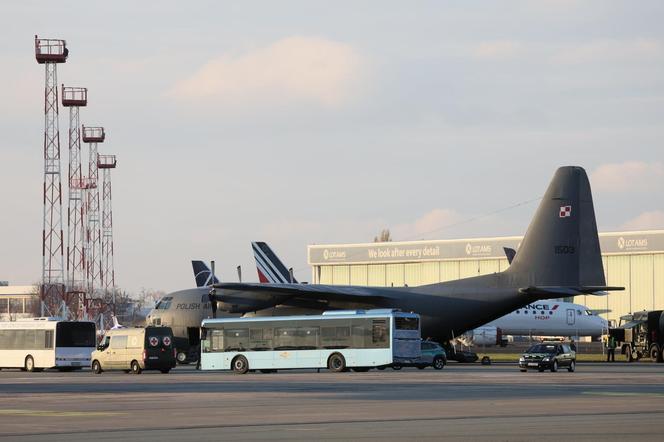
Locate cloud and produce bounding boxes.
[551,39,662,65]
[471,40,523,60]
[168,36,363,108]
[392,209,463,240]
[591,161,664,193]
[620,211,664,231]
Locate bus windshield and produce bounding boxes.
[56,322,96,347]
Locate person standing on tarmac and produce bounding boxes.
[607,335,617,362]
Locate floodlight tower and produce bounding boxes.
[35,35,68,317]
[82,126,105,298]
[62,85,87,318]
[98,154,117,307]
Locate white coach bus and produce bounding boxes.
[0,318,96,371]
[200,309,422,374]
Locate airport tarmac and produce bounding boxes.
[1,363,664,441]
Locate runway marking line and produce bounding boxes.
[582,392,664,398]
[0,409,124,417]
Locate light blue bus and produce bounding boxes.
[200,309,422,374]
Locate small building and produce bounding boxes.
[0,285,39,321]
[308,230,664,324]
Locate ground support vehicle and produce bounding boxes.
[0,318,95,371]
[608,310,664,362]
[91,326,176,374]
[200,309,422,374]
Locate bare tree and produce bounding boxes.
[374,229,392,242]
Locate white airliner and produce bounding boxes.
[463,301,608,346]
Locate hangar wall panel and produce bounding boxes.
[332,265,350,285]
[367,264,386,287]
[350,265,368,286]
[440,261,459,281]
[606,256,631,321]
[459,261,479,279]
[386,264,405,287]
[630,255,654,311]
[420,262,441,285]
[499,259,510,272]
[479,260,500,275]
[404,263,421,286]
[320,266,333,284]
[655,255,664,309]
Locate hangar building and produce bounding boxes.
[308,230,664,324]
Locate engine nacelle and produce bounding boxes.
[461,326,504,347]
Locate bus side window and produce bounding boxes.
[44,330,54,349]
[372,320,387,345]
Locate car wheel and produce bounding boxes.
[568,360,576,372]
[91,360,102,374]
[24,355,35,372]
[232,355,249,374]
[327,353,346,373]
[432,356,445,370]
[130,360,142,374]
[551,360,558,372]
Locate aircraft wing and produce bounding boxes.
[210,282,394,310]
[519,286,624,297]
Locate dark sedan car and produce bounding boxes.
[518,343,576,373]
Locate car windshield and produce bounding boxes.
[527,344,557,354]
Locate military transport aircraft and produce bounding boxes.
[208,166,623,343]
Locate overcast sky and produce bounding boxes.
[1,1,663,294]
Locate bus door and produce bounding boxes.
[566,309,576,326]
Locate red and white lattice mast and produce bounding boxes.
[98,154,117,309]
[62,85,88,318]
[82,126,105,299]
[35,35,68,317]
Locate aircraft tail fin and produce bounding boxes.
[507,166,609,289]
[252,241,298,284]
[192,260,220,287]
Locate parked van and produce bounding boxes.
[91,326,176,374]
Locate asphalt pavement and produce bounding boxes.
[1,363,663,441]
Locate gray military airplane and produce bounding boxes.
[208,166,623,343]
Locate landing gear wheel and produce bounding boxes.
[92,360,103,374]
[232,355,249,374]
[432,356,445,370]
[551,360,558,372]
[568,360,576,372]
[25,355,35,372]
[130,360,142,374]
[176,351,188,364]
[327,353,346,373]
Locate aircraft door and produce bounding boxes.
[566,309,575,326]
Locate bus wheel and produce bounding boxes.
[25,355,35,372]
[91,360,103,374]
[130,360,142,374]
[327,353,346,373]
[232,356,249,374]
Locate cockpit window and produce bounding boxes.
[585,310,593,316]
[155,297,173,310]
